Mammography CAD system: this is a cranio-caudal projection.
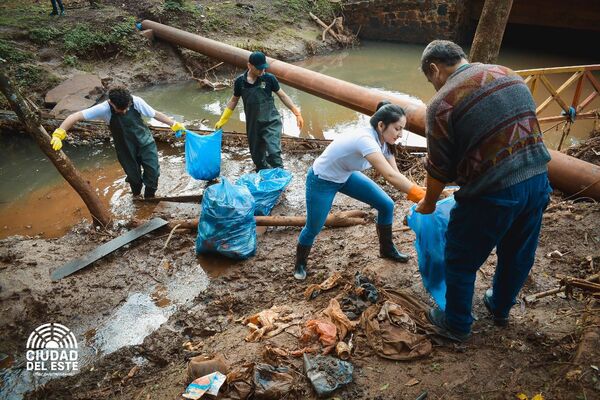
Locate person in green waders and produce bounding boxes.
[50,86,185,198]
[215,51,304,171]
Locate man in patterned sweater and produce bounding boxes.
[416,40,552,342]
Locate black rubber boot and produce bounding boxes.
[376,224,410,263]
[144,187,156,198]
[294,243,311,280]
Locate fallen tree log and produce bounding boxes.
[166,210,369,230]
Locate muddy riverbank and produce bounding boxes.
[1,135,599,399]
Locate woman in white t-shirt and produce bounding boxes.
[294,102,425,280]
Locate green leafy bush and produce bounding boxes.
[29,27,62,45]
[0,39,29,63]
[63,24,109,56]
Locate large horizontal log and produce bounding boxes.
[167,210,369,230]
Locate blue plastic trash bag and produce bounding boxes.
[406,195,456,310]
[185,129,222,180]
[236,168,292,216]
[196,178,257,260]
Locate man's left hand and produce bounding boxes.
[416,198,436,214]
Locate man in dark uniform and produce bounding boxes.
[51,86,185,198]
[215,51,304,171]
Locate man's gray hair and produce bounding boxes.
[420,40,468,74]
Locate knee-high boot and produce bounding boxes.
[376,224,409,262]
[294,243,312,280]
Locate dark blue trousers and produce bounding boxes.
[51,0,64,12]
[444,173,551,334]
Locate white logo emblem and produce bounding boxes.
[26,323,79,375]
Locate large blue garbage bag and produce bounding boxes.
[185,129,222,180]
[236,168,293,216]
[196,177,257,260]
[406,195,456,310]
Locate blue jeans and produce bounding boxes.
[444,172,551,334]
[51,0,64,12]
[298,167,395,246]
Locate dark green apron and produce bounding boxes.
[241,77,283,171]
[109,105,159,196]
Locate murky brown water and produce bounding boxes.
[137,40,599,146]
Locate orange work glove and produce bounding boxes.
[407,185,426,203]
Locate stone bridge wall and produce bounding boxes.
[342,0,470,44]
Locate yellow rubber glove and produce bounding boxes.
[215,107,233,129]
[407,185,426,203]
[292,107,304,130]
[170,121,185,133]
[50,128,67,151]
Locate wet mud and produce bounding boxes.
[0,142,599,399]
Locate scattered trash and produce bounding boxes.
[355,272,378,303]
[226,363,254,400]
[546,250,564,259]
[406,195,456,310]
[185,129,222,180]
[362,300,432,360]
[303,353,353,398]
[304,271,343,300]
[262,345,289,365]
[322,298,358,342]
[380,383,389,391]
[196,178,257,260]
[301,319,337,352]
[182,371,227,399]
[253,363,294,400]
[516,394,544,400]
[243,305,300,342]
[405,377,420,386]
[382,286,438,334]
[335,340,351,360]
[236,168,293,216]
[187,353,229,384]
[415,391,428,400]
[339,293,370,320]
[121,365,140,384]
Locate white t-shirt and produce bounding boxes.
[81,95,156,123]
[312,126,392,183]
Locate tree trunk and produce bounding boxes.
[469,0,513,64]
[0,66,112,227]
[167,210,369,230]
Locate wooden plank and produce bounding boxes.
[572,74,585,108]
[530,75,537,96]
[537,75,571,114]
[584,70,600,94]
[536,72,581,114]
[50,218,168,281]
[538,111,598,124]
[516,64,600,76]
[576,92,598,113]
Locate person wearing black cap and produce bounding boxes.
[215,51,304,171]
